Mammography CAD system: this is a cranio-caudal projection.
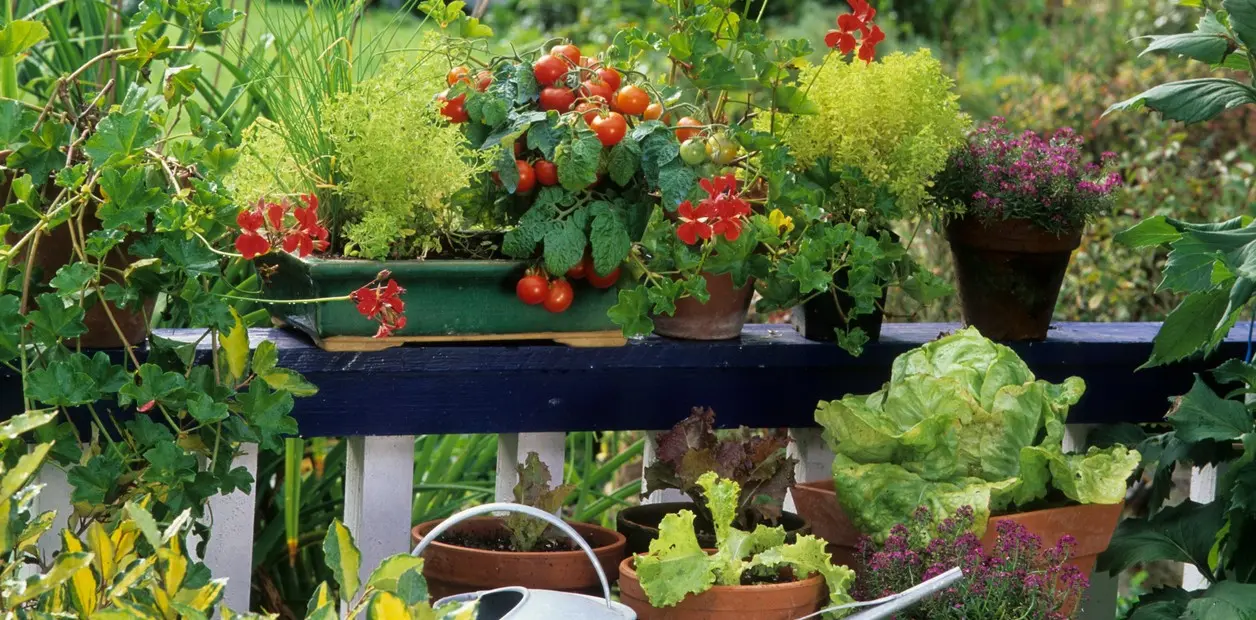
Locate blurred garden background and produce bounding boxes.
[102,0,1245,613]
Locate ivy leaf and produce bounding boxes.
[589,209,631,277]
[49,263,97,292]
[607,139,641,186]
[901,271,952,305]
[646,278,686,316]
[84,109,161,165]
[1106,78,1256,125]
[119,363,187,412]
[9,121,70,182]
[543,216,587,276]
[0,20,49,57]
[237,381,297,451]
[25,361,98,407]
[609,286,655,337]
[142,442,198,487]
[555,128,602,191]
[1169,376,1253,443]
[27,293,88,343]
[772,85,819,115]
[98,166,166,230]
[163,65,202,104]
[187,393,229,424]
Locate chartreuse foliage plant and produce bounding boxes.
[635,473,855,610]
[1095,2,1256,614]
[816,328,1139,542]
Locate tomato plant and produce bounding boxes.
[550,44,582,66]
[517,274,550,305]
[596,67,622,92]
[567,259,588,279]
[447,65,471,86]
[539,86,576,112]
[544,279,575,313]
[438,90,469,123]
[515,160,537,193]
[587,266,621,289]
[534,160,559,186]
[644,103,666,121]
[579,79,615,105]
[706,134,739,165]
[680,139,707,165]
[674,117,702,142]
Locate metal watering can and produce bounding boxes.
[412,503,963,620]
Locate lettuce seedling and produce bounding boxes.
[635,473,855,609]
[504,452,576,551]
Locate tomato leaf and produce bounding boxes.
[590,207,631,276]
[543,214,587,275]
[555,127,602,191]
[607,139,641,186]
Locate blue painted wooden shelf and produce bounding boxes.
[2,322,1245,436]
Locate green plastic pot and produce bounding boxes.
[256,252,621,342]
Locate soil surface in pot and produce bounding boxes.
[617,502,810,555]
[437,530,581,552]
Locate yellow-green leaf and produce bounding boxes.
[0,442,51,499]
[106,557,154,600]
[307,582,335,612]
[222,308,250,383]
[125,501,162,550]
[366,555,425,593]
[86,522,116,582]
[17,509,55,550]
[0,20,49,57]
[11,551,93,604]
[368,591,412,620]
[0,497,13,556]
[0,409,56,439]
[64,530,99,616]
[173,579,226,611]
[322,520,362,602]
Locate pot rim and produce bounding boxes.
[412,516,627,559]
[791,479,1123,522]
[618,556,825,592]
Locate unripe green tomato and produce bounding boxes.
[705,134,739,165]
[696,162,719,179]
[679,138,708,165]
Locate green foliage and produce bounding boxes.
[634,473,855,610]
[306,519,442,619]
[504,452,575,551]
[770,50,969,215]
[816,328,1139,543]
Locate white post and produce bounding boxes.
[33,461,74,562]
[1183,464,1221,591]
[785,428,833,513]
[203,443,259,613]
[640,431,687,505]
[495,432,566,503]
[1061,424,1121,620]
[344,436,416,587]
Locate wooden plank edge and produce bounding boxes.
[318,330,628,351]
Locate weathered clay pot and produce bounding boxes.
[651,272,753,340]
[616,502,810,556]
[790,479,1122,576]
[410,517,626,600]
[618,556,827,620]
[3,176,151,348]
[946,217,1081,341]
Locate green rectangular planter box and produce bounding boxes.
[256,252,624,347]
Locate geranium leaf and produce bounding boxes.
[0,20,49,57]
[84,109,161,164]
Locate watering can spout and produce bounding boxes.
[437,586,636,620]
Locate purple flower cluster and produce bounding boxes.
[936,118,1122,235]
[856,505,1088,620]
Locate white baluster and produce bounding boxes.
[203,443,259,613]
[641,431,688,505]
[344,436,416,588]
[785,428,833,512]
[495,432,566,504]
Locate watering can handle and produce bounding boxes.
[795,566,964,620]
[411,503,615,609]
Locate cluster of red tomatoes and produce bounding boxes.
[515,255,621,313]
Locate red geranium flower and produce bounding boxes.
[283,194,330,257]
[825,0,883,63]
[676,200,714,245]
[350,272,407,338]
[234,193,330,259]
[675,174,751,245]
[235,201,271,259]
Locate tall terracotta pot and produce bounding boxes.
[790,479,1122,577]
[618,556,826,620]
[651,272,753,341]
[3,174,150,348]
[410,517,627,600]
[946,217,1081,341]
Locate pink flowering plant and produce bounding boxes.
[858,505,1088,620]
[935,118,1122,236]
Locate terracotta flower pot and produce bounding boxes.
[651,272,753,341]
[410,517,627,600]
[616,502,811,556]
[618,556,827,620]
[946,217,1082,341]
[3,178,151,349]
[790,479,1122,577]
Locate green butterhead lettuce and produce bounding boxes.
[817,327,1136,541]
[635,473,855,611]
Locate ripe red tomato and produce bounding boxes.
[539,86,576,112]
[613,85,650,116]
[516,274,549,305]
[575,101,602,125]
[532,54,568,86]
[515,160,536,193]
[447,66,471,86]
[596,67,622,92]
[437,90,468,123]
[534,160,559,186]
[544,278,575,313]
[514,140,523,157]
[643,102,666,121]
[674,116,703,142]
[475,70,493,91]
[579,78,614,106]
[587,265,621,288]
[566,259,587,279]
[590,112,627,147]
[550,44,581,66]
